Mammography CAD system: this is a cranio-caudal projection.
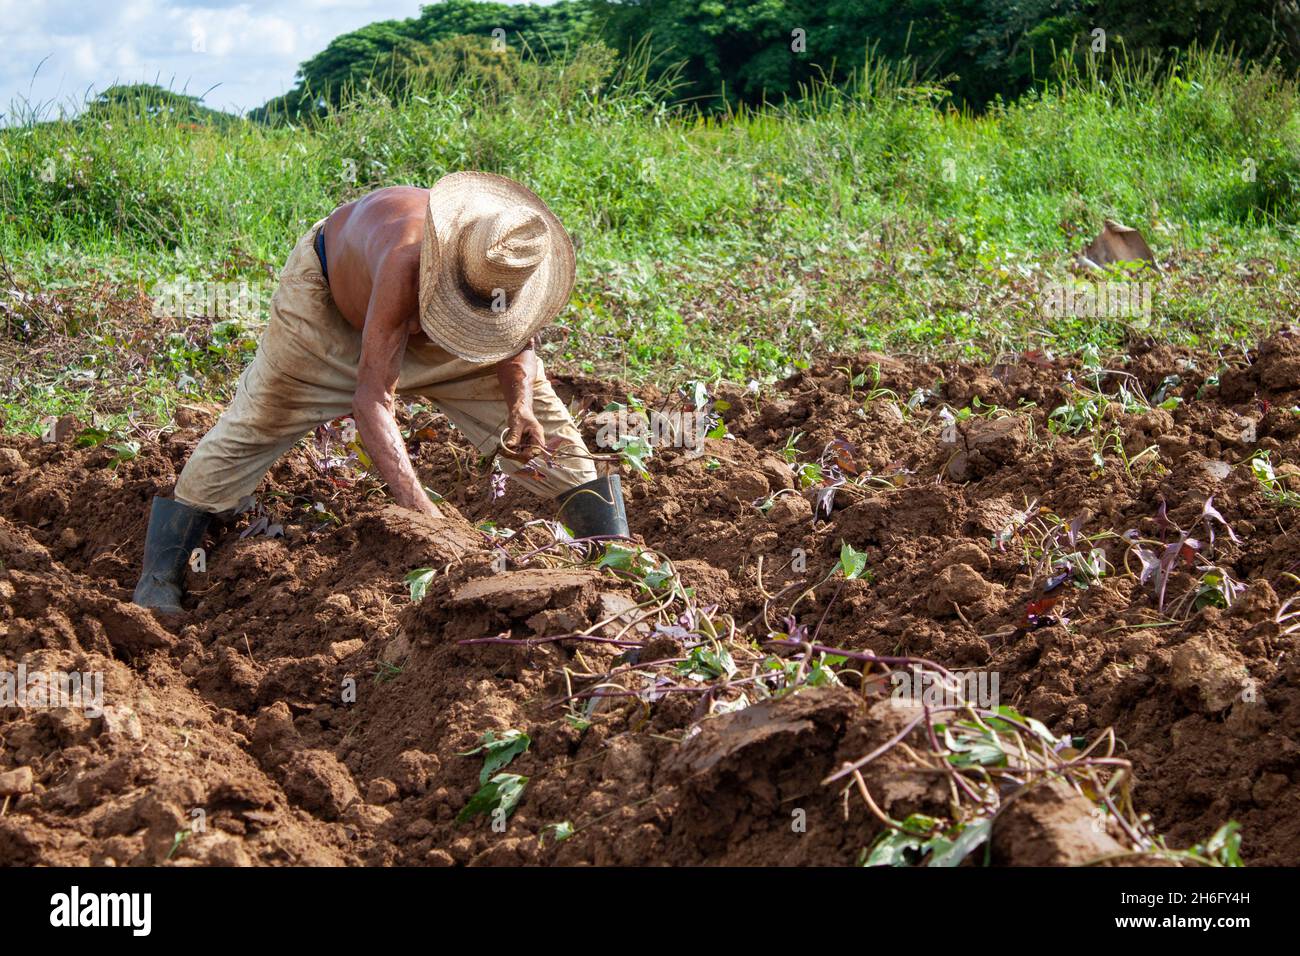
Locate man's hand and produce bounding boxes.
[496,341,546,463]
[501,406,547,462]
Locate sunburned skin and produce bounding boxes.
[319,186,547,517]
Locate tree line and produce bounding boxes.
[241,0,1300,120]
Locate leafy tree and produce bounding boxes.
[593,0,1300,109]
[251,0,593,122]
[83,84,238,127]
[252,0,1300,119]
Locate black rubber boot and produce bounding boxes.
[132,496,211,614]
[555,475,629,539]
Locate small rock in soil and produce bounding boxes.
[281,749,360,820]
[1170,636,1250,714]
[927,563,995,616]
[0,766,35,796]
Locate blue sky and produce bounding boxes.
[1,1,536,118]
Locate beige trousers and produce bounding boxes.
[173,220,597,513]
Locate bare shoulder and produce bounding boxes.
[326,185,429,330]
[357,187,425,268]
[355,184,430,215]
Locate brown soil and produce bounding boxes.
[2,329,1298,866]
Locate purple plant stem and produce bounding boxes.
[762,639,959,680]
[459,633,645,648]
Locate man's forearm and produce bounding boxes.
[496,343,536,412]
[354,397,436,514]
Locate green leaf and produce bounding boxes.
[863,829,926,866]
[613,434,653,477]
[899,813,939,834]
[108,440,140,464]
[684,380,710,408]
[676,645,736,680]
[74,425,112,448]
[795,461,823,488]
[839,541,870,580]
[927,818,992,867]
[1202,821,1243,867]
[643,562,675,590]
[542,821,574,845]
[404,567,435,603]
[457,772,528,823]
[1023,717,1056,744]
[458,729,531,785]
[596,543,640,571]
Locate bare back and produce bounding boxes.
[321,185,431,340]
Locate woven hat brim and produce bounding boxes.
[417,171,575,364]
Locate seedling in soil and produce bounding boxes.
[860,813,945,866]
[107,439,140,468]
[166,829,192,861]
[457,772,527,823]
[906,387,935,411]
[1247,450,1300,507]
[404,567,435,603]
[310,417,372,484]
[760,651,847,697]
[1191,822,1244,867]
[1199,496,1240,552]
[990,498,1038,551]
[839,541,872,581]
[836,362,899,407]
[754,488,797,514]
[834,364,870,401]
[373,661,402,683]
[793,460,823,489]
[612,433,653,479]
[303,501,341,528]
[681,379,730,442]
[1048,390,1108,435]
[74,424,141,464]
[1185,568,1247,614]
[676,645,737,681]
[540,821,574,846]
[457,729,532,823]
[840,678,1242,868]
[595,542,678,594]
[1123,496,1243,615]
[460,729,531,784]
[1018,511,1115,600]
[603,393,647,416]
[1098,428,1164,480]
[780,430,805,463]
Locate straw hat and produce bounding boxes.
[417,171,575,363]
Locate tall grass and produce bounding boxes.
[2,42,1298,395]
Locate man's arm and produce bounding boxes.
[353,252,440,516]
[497,338,546,461]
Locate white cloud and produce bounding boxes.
[0,0,504,119]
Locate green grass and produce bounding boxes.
[3,44,1300,434]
